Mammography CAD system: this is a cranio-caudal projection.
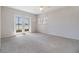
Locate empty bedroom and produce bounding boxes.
[0,6,79,53]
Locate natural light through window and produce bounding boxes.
[16,16,30,33]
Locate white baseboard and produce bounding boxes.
[0,35,1,38]
[1,33,15,38]
[48,33,79,40]
[39,32,79,40]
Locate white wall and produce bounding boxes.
[37,7,79,40]
[0,6,1,48]
[1,6,37,38]
[0,7,1,38]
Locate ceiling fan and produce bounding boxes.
[40,6,44,11]
[39,6,49,11]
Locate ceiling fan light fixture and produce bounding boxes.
[40,6,44,11]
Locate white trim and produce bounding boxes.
[41,32,79,40]
[1,33,15,38]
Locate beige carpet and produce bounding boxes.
[0,33,79,53]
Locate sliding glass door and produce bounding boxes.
[16,16,30,33]
[23,17,29,32]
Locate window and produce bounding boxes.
[24,18,29,32]
[16,16,30,33]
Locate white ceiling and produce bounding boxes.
[8,6,64,15]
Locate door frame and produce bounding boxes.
[14,15,31,34]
